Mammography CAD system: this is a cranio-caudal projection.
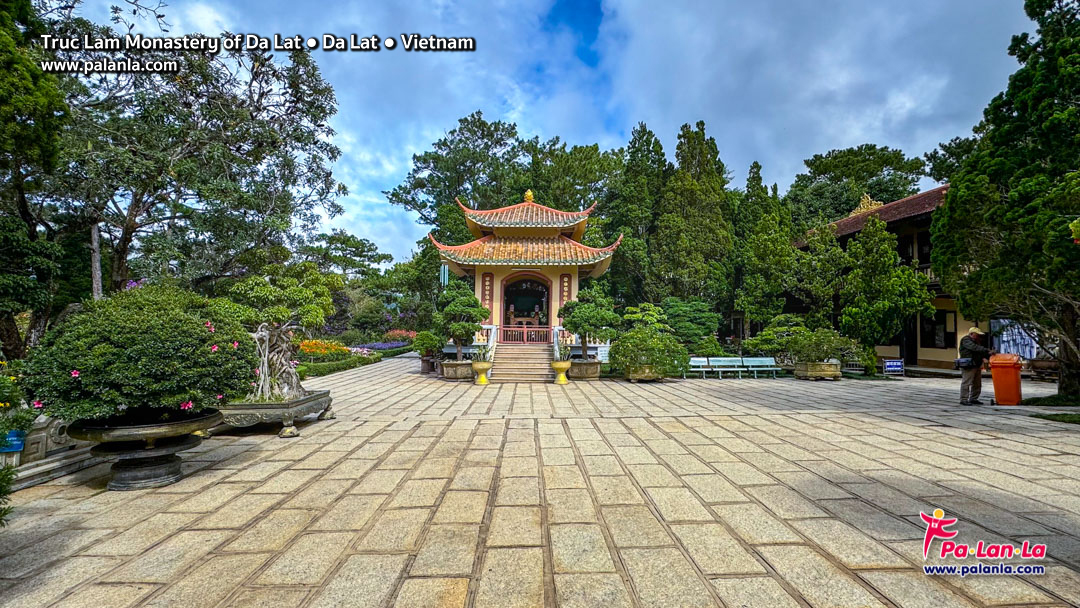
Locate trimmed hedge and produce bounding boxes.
[297,353,382,379]
[376,346,413,358]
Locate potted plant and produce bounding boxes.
[21,286,258,490]
[609,304,689,382]
[788,328,857,380]
[0,373,38,455]
[471,345,492,385]
[434,280,490,380]
[551,343,572,385]
[219,259,342,437]
[413,331,443,373]
[558,286,621,379]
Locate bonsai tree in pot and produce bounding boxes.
[413,331,443,373]
[433,280,489,380]
[787,328,859,380]
[609,303,689,381]
[558,285,621,379]
[21,286,257,489]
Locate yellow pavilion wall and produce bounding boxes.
[474,265,579,326]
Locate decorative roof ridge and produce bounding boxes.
[427,233,494,251]
[844,184,950,220]
[454,197,597,218]
[560,233,622,252]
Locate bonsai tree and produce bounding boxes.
[225,260,344,401]
[609,303,689,378]
[433,280,489,361]
[558,286,621,359]
[787,328,860,363]
[412,331,443,357]
[741,314,810,365]
[21,286,257,423]
[660,297,720,345]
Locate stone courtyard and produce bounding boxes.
[2,357,1079,608]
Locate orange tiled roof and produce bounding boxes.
[429,233,622,266]
[457,198,597,229]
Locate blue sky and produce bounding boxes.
[90,0,1032,262]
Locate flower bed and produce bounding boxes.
[383,330,416,342]
[296,352,382,379]
[351,341,409,351]
[298,339,351,363]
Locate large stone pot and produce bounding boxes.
[420,355,436,374]
[794,361,841,380]
[441,360,473,380]
[627,365,661,382]
[568,359,601,379]
[218,389,333,438]
[472,361,492,385]
[67,408,223,491]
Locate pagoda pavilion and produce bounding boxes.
[430,191,621,344]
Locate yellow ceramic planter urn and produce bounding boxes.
[551,361,571,385]
[472,361,492,385]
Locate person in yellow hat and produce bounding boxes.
[958,327,994,405]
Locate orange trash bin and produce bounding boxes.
[989,353,1023,405]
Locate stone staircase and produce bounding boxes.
[491,343,555,383]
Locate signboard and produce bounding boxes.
[883,359,904,375]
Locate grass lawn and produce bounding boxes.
[1032,413,1080,425]
[1020,394,1080,407]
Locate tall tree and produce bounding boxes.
[647,121,734,304]
[298,230,391,280]
[785,144,925,228]
[931,0,1080,396]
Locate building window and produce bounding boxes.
[920,310,956,349]
[917,231,933,264]
[897,234,915,265]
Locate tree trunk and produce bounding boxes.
[90,223,103,300]
[455,341,463,361]
[25,310,50,350]
[109,228,134,292]
[1060,309,1080,397]
[0,313,25,360]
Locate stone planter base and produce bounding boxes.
[627,365,661,382]
[441,360,474,380]
[568,360,601,379]
[794,361,841,380]
[420,355,436,373]
[218,390,333,438]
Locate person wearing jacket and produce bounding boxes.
[959,327,993,405]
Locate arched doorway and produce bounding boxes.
[500,273,552,343]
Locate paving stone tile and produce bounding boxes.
[501,456,539,477]
[590,475,643,504]
[51,582,157,608]
[547,488,597,523]
[711,577,801,608]
[602,505,672,547]
[474,547,545,608]
[712,503,801,544]
[451,465,496,490]
[582,455,624,476]
[496,476,540,505]
[2,556,122,607]
[758,545,886,608]
[551,524,615,572]
[379,449,424,469]
[772,470,852,500]
[351,468,407,493]
[554,573,633,608]
[85,512,200,555]
[221,509,316,552]
[859,571,976,608]
[574,440,613,456]
[411,524,480,576]
[746,484,826,518]
[193,493,283,529]
[311,494,385,530]
[103,530,234,583]
[284,478,352,509]
[645,486,714,521]
[718,461,773,485]
[256,532,352,584]
[487,506,542,546]
[613,445,658,465]
[389,478,448,508]
[394,577,469,608]
[357,508,429,551]
[142,553,268,608]
[684,474,746,503]
[819,498,925,540]
[792,518,910,569]
[324,458,377,479]
[543,447,577,465]
[223,587,310,607]
[433,490,488,524]
[253,469,320,493]
[620,547,716,608]
[627,464,683,487]
[543,465,587,489]
[309,554,408,608]
[671,523,764,574]
[224,459,291,482]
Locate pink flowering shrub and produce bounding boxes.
[21,287,257,422]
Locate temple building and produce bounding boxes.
[430,190,621,344]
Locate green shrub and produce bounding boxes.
[742,315,810,363]
[21,286,258,422]
[378,346,414,358]
[0,372,37,436]
[296,353,382,379]
[661,297,720,345]
[609,326,689,379]
[690,335,730,357]
[434,280,489,361]
[559,287,621,359]
[787,328,860,363]
[412,331,443,356]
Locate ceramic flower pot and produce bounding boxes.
[794,361,841,380]
[568,360,601,379]
[66,408,223,491]
[551,361,571,385]
[472,361,492,385]
[420,355,436,374]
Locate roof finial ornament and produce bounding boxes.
[850,192,883,216]
[524,190,534,203]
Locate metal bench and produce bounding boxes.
[742,357,781,378]
[708,357,747,379]
[685,357,713,378]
